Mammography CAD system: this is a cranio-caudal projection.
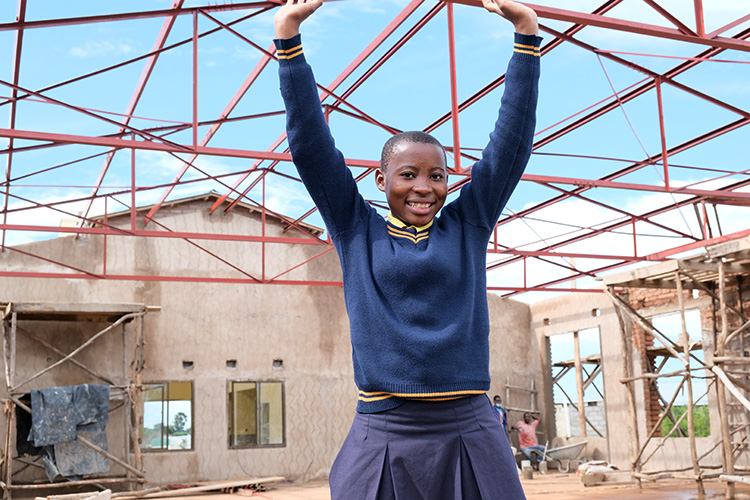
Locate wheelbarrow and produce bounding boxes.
[542,440,588,473]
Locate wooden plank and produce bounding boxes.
[9,302,146,322]
[9,478,143,489]
[77,436,145,478]
[135,476,286,498]
[720,474,750,485]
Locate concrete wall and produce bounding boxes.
[486,293,546,452]
[530,289,744,473]
[530,292,627,466]
[0,199,541,486]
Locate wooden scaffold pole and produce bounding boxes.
[675,271,705,494]
[573,331,587,438]
[716,262,735,499]
[607,286,641,487]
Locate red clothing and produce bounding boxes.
[515,419,539,448]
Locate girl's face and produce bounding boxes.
[375,141,448,227]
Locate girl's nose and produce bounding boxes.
[412,178,431,193]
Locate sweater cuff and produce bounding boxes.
[513,32,542,58]
[273,33,305,63]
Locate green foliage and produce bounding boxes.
[661,405,710,438]
[172,412,188,433]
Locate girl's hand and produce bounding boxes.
[274,0,323,39]
[481,0,538,35]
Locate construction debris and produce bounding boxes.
[578,461,630,487]
[35,477,286,500]
[124,477,285,498]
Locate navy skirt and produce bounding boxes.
[329,394,525,500]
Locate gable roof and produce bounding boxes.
[91,191,324,237]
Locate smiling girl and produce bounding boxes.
[274,1,541,497]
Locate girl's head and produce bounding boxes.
[376,131,448,227]
[380,131,447,172]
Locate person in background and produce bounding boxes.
[513,411,545,469]
[493,395,508,435]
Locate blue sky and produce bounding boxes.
[1,1,749,302]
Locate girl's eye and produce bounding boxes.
[431,174,444,180]
[401,172,415,178]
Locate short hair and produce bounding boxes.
[380,131,447,171]
[493,395,502,402]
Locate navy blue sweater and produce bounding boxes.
[276,33,541,413]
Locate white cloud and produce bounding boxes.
[69,40,136,58]
[488,180,750,302]
[262,179,314,219]
[2,190,105,246]
[231,45,262,62]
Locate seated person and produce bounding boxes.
[512,411,545,469]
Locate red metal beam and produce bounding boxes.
[501,117,750,228]
[446,2,462,173]
[642,0,697,37]
[537,182,697,242]
[693,0,705,38]
[0,127,381,167]
[425,0,625,134]
[498,20,750,228]
[490,174,750,273]
[212,0,427,213]
[0,270,343,287]
[0,223,329,245]
[446,1,750,52]
[497,227,750,298]
[0,8,272,112]
[146,42,277,223]
[0,2,279,31]
[79,0,185,229]
[522,174,750,201]
[490,248,662,262]
[489,286,603,293]
[1,0,26,250]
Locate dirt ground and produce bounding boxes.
[180,473,750,500]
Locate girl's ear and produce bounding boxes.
[375,169,386,192]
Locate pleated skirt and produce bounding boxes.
[329,394,526,500]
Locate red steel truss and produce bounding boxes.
[1,0,749,298]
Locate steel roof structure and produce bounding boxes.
[1,0,749,301]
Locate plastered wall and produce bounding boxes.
[530,292,629,468]
[0,200,542,485]
[530,289,742,473]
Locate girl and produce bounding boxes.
[274,1,540,497]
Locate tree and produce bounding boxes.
[172,412,188,433]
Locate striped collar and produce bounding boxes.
[386,213,434,232]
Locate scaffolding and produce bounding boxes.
[551,351,605,439]
[1,302,147,498]
[604,237,750,498]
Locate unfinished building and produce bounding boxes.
[0,193,544,493]
[2,0,750,497]
[531,236,750,496]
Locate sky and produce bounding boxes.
[1,0,749,303]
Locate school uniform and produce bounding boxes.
[276,30,541,499]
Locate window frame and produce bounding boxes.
[139,380,194,453]
[227,379,286,449]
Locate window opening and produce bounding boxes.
[140,381,193,451]
[650,310,710,437]
[549,327,607,438]
[228,380,285,448]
